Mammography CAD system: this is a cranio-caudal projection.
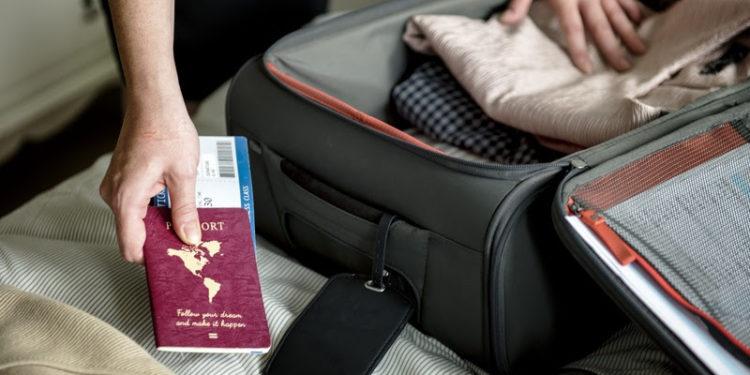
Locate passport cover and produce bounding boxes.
[143,207,270,353]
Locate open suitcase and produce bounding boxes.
[226,0,750,373]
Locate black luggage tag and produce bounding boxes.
[266,214,414,375]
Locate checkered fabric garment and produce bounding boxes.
[392,61,556,164]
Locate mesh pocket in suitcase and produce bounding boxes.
[569,118,750,357]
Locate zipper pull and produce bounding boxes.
[567,197,582,215]
[569,158,588,171]
[578,209,637,266]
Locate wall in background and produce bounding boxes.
[0,1,118,163]
[0,0,387,216]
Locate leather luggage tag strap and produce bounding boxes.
[265,214,414,375]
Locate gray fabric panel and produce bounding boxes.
[562,324,681,375]
[265,0,500,120]
[604,143,750,352]
[0,155,485,375]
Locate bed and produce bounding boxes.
[0,83,484,375]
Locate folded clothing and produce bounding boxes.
[392,61,559,164]
[404,0,750,150]
[0,285,172,375]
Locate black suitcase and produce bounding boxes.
[227,1,750,373]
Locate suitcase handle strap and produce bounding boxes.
[366,213,398,292]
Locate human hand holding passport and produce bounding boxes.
[142,136,268,353]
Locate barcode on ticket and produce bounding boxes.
[217,141,235,178]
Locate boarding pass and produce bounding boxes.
[151,136,256,246]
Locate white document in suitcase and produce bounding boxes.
[566,215,750,375]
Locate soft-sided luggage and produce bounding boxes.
[226,1,750,373]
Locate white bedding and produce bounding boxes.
[0,155,482,374]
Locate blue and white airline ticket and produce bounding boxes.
[151,136,256,247]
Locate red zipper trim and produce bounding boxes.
[265,62,442,154]
[572,122,745,210]
[578,209,637,265]
[632,246,750,356]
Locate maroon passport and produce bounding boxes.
[143,207,270,353]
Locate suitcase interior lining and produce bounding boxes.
[267,43,750,170]
[265,62,440,154]
[563,110,750,359]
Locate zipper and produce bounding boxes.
[561,157,638,265]
[566,198,638,266]
[558,156,589,213]
[394,137,570,172]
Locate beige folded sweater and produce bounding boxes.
[404,0,750,150]
[0,285,171,375]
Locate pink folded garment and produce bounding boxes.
[404,0,750,151]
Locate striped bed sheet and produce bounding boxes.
[0,155,483,375]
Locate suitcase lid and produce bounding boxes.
[554,87,750,374]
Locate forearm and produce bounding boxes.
[108,0,182,108]
[102,1,201,263]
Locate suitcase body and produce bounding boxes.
[227,1,750,372]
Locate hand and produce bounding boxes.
[100,91,201,264]
[500,0,647,73]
